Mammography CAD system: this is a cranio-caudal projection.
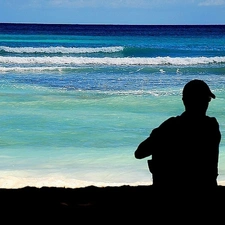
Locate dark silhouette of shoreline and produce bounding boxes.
[1,185,224,223]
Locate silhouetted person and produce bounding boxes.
[135,79,221,189]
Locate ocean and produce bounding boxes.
[0,23,225,188]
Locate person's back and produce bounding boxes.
[135,80,221,189]
[148,113,220,187]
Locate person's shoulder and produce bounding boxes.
[159,116,179,128]
[205,116,221,140]
[205,116,219,126]
[164,116,181,124]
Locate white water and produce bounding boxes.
[0,46,124,54]
[1,56,225,66]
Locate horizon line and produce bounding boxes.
[0,22,225,26]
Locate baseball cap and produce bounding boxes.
[182,79,215,101]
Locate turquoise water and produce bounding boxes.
[0,24,225,187]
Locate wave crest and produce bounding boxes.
[0,56,225,66]
[0,46,124,54]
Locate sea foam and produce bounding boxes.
[0,46,124,54]
[0,56,225,66]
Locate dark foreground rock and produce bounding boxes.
[1,185,224,223]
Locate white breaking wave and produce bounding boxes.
[1,171,225,188]
[0,46,124,54]
[0,56,225,66]
[0,66,70,73]
[0,174,151,188]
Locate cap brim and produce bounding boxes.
[210,92,216,99]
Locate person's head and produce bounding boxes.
[182,79,215,116]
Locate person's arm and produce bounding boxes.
[213,118,221,177]
[134,137,152,159]
[134,128,159,159]
[134,118,171,160]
